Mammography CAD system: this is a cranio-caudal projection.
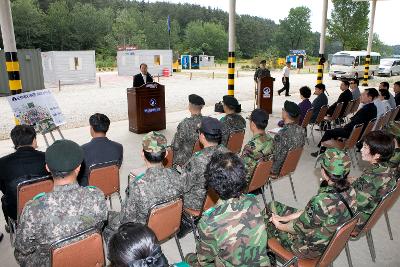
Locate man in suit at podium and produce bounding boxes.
[133,63,153,87]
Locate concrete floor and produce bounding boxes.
[0,81,399,266]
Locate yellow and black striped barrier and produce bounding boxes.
[228,51,235,96]
[362,55,370,86]
[5,51,22,95]
[316,54,325,85]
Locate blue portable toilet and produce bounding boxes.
[181,55,191,69]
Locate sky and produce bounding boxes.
[148,0,399,46]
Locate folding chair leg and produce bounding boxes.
[261,186,267,208]
[366,230,376,262]
[8,217,15,247]
[311,125,316,144]
[109,197,113,210]
[345,243,353,267]
[384,211,394,240]
[118,192,123,207]
[288,174,297,201]
[189,217,199,241]
[174,234,185,261]
[268,180,275,202]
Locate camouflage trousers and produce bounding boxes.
[266,201,298,254]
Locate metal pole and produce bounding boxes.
[362,0,377,87]
[316,0,328,85]
[227,0,236,96]
[0,0,22,95]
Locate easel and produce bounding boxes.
[39,125,65,147]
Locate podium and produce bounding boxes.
[127,82,166,134]
[257,76,275,114]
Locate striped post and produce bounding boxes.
[362,55,370,86]
[363,0,377,87]
[317,0,328,85]
[5,51,22,95]
[316,54,325,85]
[228,51,235,96]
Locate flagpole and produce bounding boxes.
[168,15,171,50]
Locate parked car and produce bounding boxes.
[378,58,400,77]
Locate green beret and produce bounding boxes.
[46,140,83,173]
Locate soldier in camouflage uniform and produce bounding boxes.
[186,152,270,266]
[104,132,184,243]
[14,140,107,267]
[181,117,229,210]
[386,121,400,180]
[254,60,271,82]
[220,95,246,146]
[241,109,273,184]
[271,101,306,175]
[352,131,396,233]
[267,148,357,259]
[171,94,204,168]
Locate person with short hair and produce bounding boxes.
[352,131,396,233]
[14,140,107,266]
[386,122,400,180]
[310,83,328,123]
[133,63,154,87]
[241,109,273,184]
[104,132,184,243]
[394,81,400,106]
[220,95,246,146]
[108,223,170,267]
[379,81,396,108]
[379,89,392,112]
[0,125,48,224]
[254,59,271,82]
[278,86,312,127]
[349,78,361,100]
[185,152,270,266]
[79,113,123,186]
[268,148,357,259]
[171,94,204,168]
[326,80,353,118]
[278,61,291,96]
[271,101,306,175]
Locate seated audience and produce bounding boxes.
[220,95,246,146]
[394,81,400,121]
[326,80,352,118]
[268,148,357,259]
[350,78,361,100]
[271,101,306,175]
[379,89,392,113]
[310,83,328,124]
[0,125,48,225]
[185,152,270,266]
[379,81,396,108]
[352,131,396,233]
[241,109,273,184]
[278,86,312,127]
[14,140,107,266]
[386,121,400,180]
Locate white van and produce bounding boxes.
[378,58,400,77]
[329,51,381,80]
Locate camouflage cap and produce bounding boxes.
[319,148,351,176]
[386,121,400,138]
[142,131,167,153]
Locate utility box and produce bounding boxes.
[117,50,173,76]
[41,50,96,85]
[199,55,215,69]
[0,49,44,96]
[181,55,191,70]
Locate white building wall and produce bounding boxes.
[117,50,173,76]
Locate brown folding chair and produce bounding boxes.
[147,196,184,261]
[380,111,392,130]
[300,108,313,144]
[350,98,360,114]
[183,189,219,239]
[162,147,173,168]
[269,147,303,201]
[268,214,359,267]
[227,130,245,153]
[389,105,400,122]
[323,102,344,129]
[319,124,363,168]
[192,139,203,154]
[8,175,54,246]
[374,114,386,131]
[89,161,121,209]
[310,105,328,144]
[383,179,400,242]
[341,100,354,124]
[347,185,399,264]
[50,228,105,267]
[246,159,273,207]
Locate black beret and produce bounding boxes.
[249,108,269,124]
[200,117,222,135]
[222,95,239,108]
[46,140,84,173]
[283,100,301,118]
[188,94,205,105]
[260,60,266,64]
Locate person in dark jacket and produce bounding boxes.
[133,63,154,87]
[0,125,48,223]
[311,83,328,123]
[326,80,353,118]
[311,88,378,157]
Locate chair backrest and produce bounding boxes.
[382,111,392,128]
[374,114,386,130]
[51,228,105,267]
[88,162,120,197]
[315,105,329,124]
[247,159,273,193]
[351,98,361,114]
[279,147,303,177]
[317,214,359,267]
[360,119,376,141]
[342,100,354,118]
[227,130,245,153]
[192,139,203,154]
[301,108,314,128]
[162,147,173,168]
[330,102,344,121]
[389,105,400,122]
[344,123,364,149]
[202,188,219,213]
[147,196,183,242]
[17,175,53,220]
[384,179,400,212]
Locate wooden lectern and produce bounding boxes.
[257,77,275,114]
[127,82,166,134]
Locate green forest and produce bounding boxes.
[1,0,398,67]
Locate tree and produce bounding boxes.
[373,34,393,57]
[328,0,369,50]
[45,1,74,50]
